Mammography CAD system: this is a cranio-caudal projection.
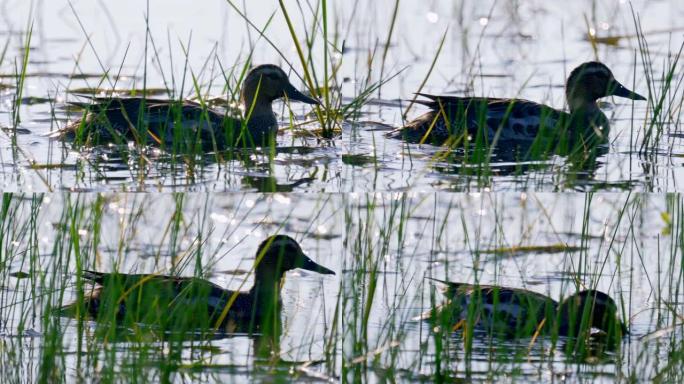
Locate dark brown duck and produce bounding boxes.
[422,278,628,340]
[392,62,646,150]
[60,235,334,333]
[61,65,320,150]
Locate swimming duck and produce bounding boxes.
[60,235,334,333]
[423,279,628,340]
[391,62,646,149]
[61,64,320,149]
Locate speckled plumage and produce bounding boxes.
[392,62,646,148]
[61,64,319,150]
[423,279,628,339]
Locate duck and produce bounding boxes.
[423,279,628,340]
[59,235,335,333]
[391,62,646,150]
[60,64,320,149]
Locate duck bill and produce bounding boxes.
[610,81,646,101]
[299,254,335,275]
[284,83,321,105]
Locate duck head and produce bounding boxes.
[253,235,334,282]
[240,64,320,110]
[557,289,628,338]
[566,62,646,112]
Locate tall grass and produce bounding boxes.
[631,4,684,159]
[1,193,683,381]
[0,194,683,382]
[0,2,683,383]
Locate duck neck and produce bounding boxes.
[251,276,284,354]
[567,99,609,139]
[556,298,597,336]
[241,94,278,140]
[242,95,274,118]
[568,97,600,115]
[250,274,283,314]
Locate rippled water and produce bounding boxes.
[0,0,681,191]
[1,0,684,383]
[1,193,683,382]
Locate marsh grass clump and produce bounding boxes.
[629,6,684,158]
[2,0,684,382]
[1,193,684,381]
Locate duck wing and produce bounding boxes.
[73,271,233,326]
[82,270,226,297]
[83,270,224,295]
[82,269,181,285]
[429,279,558,336]
[413,93,507,109]
[65,97,240,148]
[65,97,172,142]
[68,96,176,113]
[71,97,222,125]
[474,99,567,142]
[411,93,568,143]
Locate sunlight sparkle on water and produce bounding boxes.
[210,212,229,223]
[316,225,328,235]
[273,194,291,205]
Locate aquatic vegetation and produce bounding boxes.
[0,0,683,383]
[59,235,334,336]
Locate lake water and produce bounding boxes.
[0,0,681,192]
[1,0,683,383]
[1,192,682,382]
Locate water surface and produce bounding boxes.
[1,193,681,382]
[0,0,681,191]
